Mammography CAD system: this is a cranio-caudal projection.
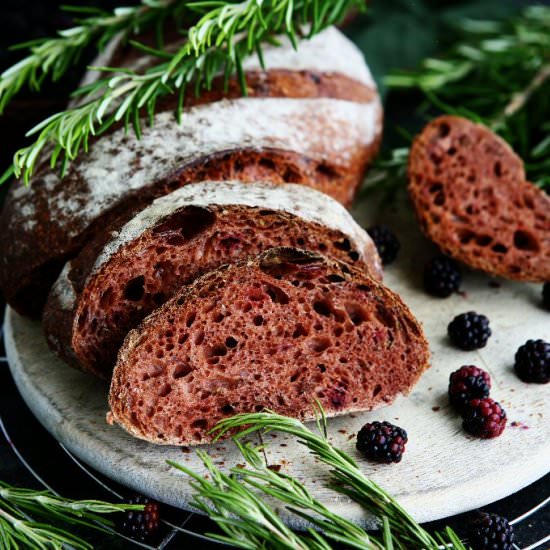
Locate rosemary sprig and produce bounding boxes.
[171,407,468,550]
[365,5,550,198]
[0,481,142,549]
[1,0,364,185]
[0,0,184,115]
[170,439,384,549]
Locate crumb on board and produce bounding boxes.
[432,406,441,412]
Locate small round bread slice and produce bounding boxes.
[43,181,382,379]
[408,115,550,281]
[108,247,429,446]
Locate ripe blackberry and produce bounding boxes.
[462,398,506,439]
[467,511,514,550]
[448,312,491,350]
[514,339,550,384]
[542,283,550,311]
[119,495,160,542]
[423,256,462,297]
[356,421,407,463]
[366,225,400,265]
[448,365,491,413]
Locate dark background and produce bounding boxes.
[0,1,548,548]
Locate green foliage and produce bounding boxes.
[0,481,142,549]
[170,407,469,550]
[0,0,364,184]
[363,5,550,199]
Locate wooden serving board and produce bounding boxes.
[4,199,549,527]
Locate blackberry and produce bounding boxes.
[542,283,550,311]
[448,312,491,350]
[423,256,462,297]
[514,339,550,384]
[119,495,160,542]
[366,225,400,265]
[462,398,506,439]
[448,365,491,413]
[467,511,514,550]
[356,421,407,463]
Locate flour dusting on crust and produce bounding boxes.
[92,180,381,274]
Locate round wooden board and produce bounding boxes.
[4,201,549,527]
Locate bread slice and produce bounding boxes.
[108,248,429,445]
[43,181,382,379]
[409,115,550,281]
[0,27,382,318]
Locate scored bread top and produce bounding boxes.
[409,115,550,281]
[91,180,382,278]
[0,26,382,318]
[108,247,429,446]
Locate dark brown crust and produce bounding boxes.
[108,248,430,446]
[0,70,381,319]
[408,115,550,281]
[43,203,381,378]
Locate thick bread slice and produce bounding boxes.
[43,181,382,378]
[0,27,382,318]
[409,115,550,281]
[108,247,429,446]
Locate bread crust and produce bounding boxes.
[0,26,382,318]
[43,181,382,377]
[408,115,550,281]
[108,248,429,446]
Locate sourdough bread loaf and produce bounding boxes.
[108,248,429,445]
[409,115,550,281]
[0,27,382,318]
[43,181,382,378]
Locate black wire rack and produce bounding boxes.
[1,314,548,550]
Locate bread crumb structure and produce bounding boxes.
[109,248,430,445]
[43,181,382,378]
[409,115,550,281]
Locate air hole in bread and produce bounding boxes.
[159,384,172,397]
[438,122,450,137]
[194,331,204,345]
[191,419,207,429]
[348,251,360,262]
[459,229,475,245]
[124,276,145,301]
[492,243,508,254]
[266,285,289,304]
[309,337,331,353]
[292,324,308,338]
[513,230,539,252]
[327,274,345,283]
[494,161,502,178]
[253,315,264,326]
[429,183,443,194]
[434,192,446,206]
[316,163,339,178]
[345,302,369,326]
[99,288,114,308]
[334,238,352,252]
[152,206,215,241]
[448,147,456,156]
[221,404,234,414]
[313,300,332,317]
[475,235,492,247]
[173,362,192,379]
[225,337,238,348]
[372,384,382,397]
[259,158,276,171]
[317,364,327,373]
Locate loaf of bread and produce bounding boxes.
[409,115,550,281]
[0,27,382,318]
[108,248,429,445]
[44,181,382,378]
